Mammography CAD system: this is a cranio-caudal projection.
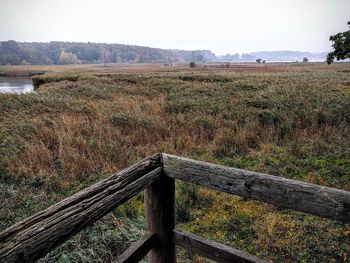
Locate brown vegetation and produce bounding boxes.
[0,62,349,262]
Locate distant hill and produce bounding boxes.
[0,40,327,65]
[250,50,327,62]
[217,50,328,62]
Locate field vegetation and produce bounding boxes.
[0,63,350,262]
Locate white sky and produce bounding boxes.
[0,0,349,54]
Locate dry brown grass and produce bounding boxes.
[0,63,349,262]
[2,61,350,76]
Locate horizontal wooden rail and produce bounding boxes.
[163,153,350,223]
[173,228,268,263]
[0,154,162,263]
[116,232,160,263]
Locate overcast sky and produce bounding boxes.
[1,0,349,54]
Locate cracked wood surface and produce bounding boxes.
[162,153,350,223]
[0,154,162,263]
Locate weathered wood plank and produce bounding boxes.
[116,232,160,263]
[0,154,162,263]
[145,170,176,263]
[163,153,350,222]
[173,228,268,263]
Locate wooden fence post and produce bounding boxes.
[145,171,176,263]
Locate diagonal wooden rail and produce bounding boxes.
[0,154,162,263]
[1,153,349,263]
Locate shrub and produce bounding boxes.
[213,128,258,158]
[109,113,132,127]
[176,181,199,223]
[258,110,281,126]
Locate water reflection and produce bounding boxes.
[0,76,34,93]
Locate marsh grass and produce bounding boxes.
[0,64,349,262]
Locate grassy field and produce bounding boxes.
[1,63,350,262]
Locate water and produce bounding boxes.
[0,76,34,94]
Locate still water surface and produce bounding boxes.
[0,76,34,93]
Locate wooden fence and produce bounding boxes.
[1,153,349,263]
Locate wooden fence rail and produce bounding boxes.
[163,154,350,223]
[1,153,349,263]
[172,228,268,263]
[0,154,162,263]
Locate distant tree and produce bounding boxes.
[2,53,21,65]
[233,53,239,60]
[58,50,81,64]
[302,57,309,62]
[19,48,36,64]
[1,40,19,53]
[100,48,111,65]
[194,54,204,62]
[81,46,100,62]
[21,60,30,65]
[47,42,62,64]
[256,58,262,63]
[123,50,137,62]
[241,53,255,61]
[262,60,266,64]
[0,41,21,64]
[327,21,350,64]
[222,53,239,61]
[189,62,196,68]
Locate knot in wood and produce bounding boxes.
[244,179,255,191]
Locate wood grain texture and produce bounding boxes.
[163,153,350,222]
[0,154,162,263]
[173,228,268,263]
[145,170,176,263]
[116,232,160,263]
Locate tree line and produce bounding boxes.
[0,41,216,65]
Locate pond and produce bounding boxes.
[0,76,34,93]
